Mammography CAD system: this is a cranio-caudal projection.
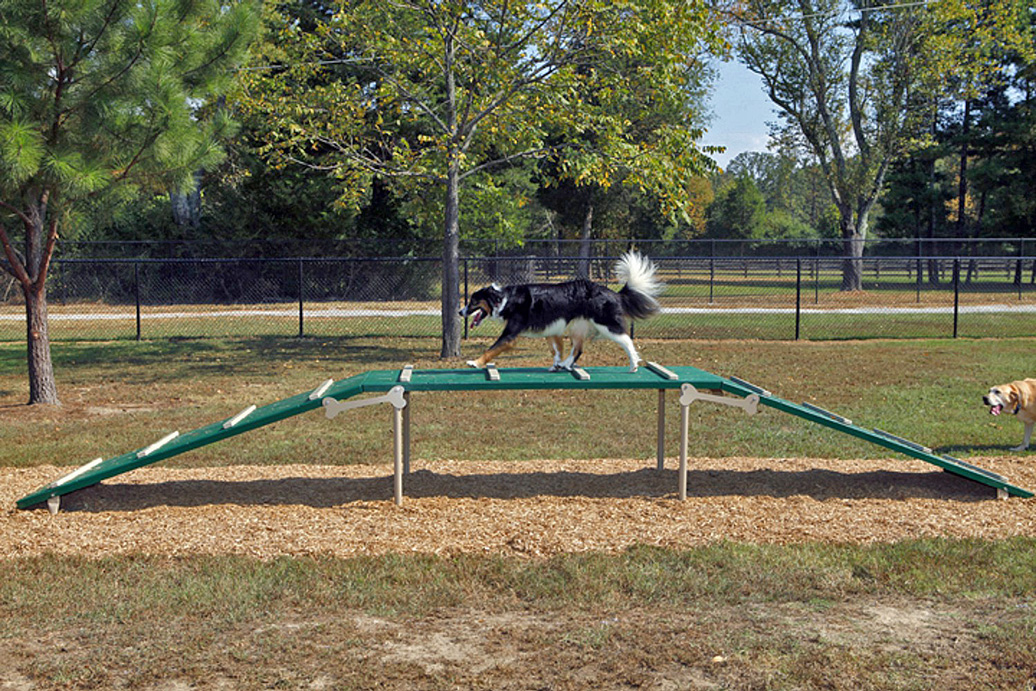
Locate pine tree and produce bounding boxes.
[0,0,259,403]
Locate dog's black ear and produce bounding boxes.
[483,285,504,308]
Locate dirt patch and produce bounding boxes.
[84,404,159,416]
[1,597,1026,690]
[3,455,1035,560]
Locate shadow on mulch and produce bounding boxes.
[54,465,995,513]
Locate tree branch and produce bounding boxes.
[848,10,870,161]
[34,216,60,295]
[0,199,35,229]
[458,145,554,182]
[0,218,32,288]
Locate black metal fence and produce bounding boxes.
[2,255,1035,342]
[51,236,1036,260]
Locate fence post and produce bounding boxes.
[814,256,819,304]
[952,257,960,339]
[916,242,922,304]
[709,257,714,304]
[463,258,469,340]
[1018,239,1024,300]
[134,261,141,341]
[297,257,304,338]
[795,258,801,340]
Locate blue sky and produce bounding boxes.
[701,60,776,170]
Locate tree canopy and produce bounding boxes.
[731,0,1033,288]
[0,0,259,402]
[239,0,722,357]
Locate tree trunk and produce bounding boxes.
[837,207,861,290]
[924,107,941,285]
[955,99,971,239]
[577,201,593,279]
[840,214,864,292]
[439,30,462,360]
[24,282,59,404]
[170,171,203,230]
[927,153,941,285]
[440,160,462,359]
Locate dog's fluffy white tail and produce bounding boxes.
[615,252,662,320]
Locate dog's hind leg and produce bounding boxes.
[593,322,641,372]
[1012,421,1034,451]
[558,319,591,370]
[547,336,564,371]
[613,333,641,372]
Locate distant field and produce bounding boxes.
[2,287,1035,341]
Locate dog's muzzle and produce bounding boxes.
[460,305,487,327]
[984,395,1005,416]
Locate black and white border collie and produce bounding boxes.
[460,252,663,372]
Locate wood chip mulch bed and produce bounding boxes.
[3,456,1036,560]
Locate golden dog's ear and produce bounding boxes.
[1015,382,1034,411]
[1004,384,1023,412]
[1004,385,1017,404]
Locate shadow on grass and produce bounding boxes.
[41,336,437,374]
[49,465,995,513]
[936,443,1032,455]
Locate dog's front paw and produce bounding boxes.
[1011,444,1030,451]
[628,366,639,373]
[466,360,482,369]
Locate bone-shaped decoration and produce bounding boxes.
[679,383,759,415]
[323,385,407,420]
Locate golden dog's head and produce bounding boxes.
[983,381,1036,417]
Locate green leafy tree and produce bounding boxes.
[706,175,766,239]
[0,0,258,404]
[878,11,1034,282]
[732,0,1033,289]
[931,0,1033,240]
[533,41,717,274]
[733,0,937,290]
[720,150,833,241]
[242,0,720,359]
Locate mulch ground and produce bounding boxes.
[3,456,1036,559]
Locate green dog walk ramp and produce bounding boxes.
[17,363,1033,512]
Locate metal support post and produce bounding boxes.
[402,391,411,475]
[656,389,666,470]
[393,403,404,506]
[323,385,409,505]
[679,399,689,500]
[675,383,760,500]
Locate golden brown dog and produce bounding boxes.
[983,379,1036,450]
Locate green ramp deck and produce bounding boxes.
[718,376,1032,499]
[17,363,1032,511]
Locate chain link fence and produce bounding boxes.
[2,255,1035,342]
[55,236,1035,259]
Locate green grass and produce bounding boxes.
[4,310,1034,344]
[4,338,1036,688]
[1,336,1034,468]
[1,541,1034,688]
[2,540,1034,625]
